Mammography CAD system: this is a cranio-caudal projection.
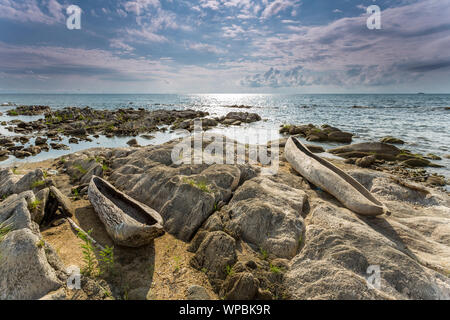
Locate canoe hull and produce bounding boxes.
[285,137,386,216]
[88,176,165,247]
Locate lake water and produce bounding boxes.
[1,93,449,180]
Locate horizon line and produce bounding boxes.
[1,92,449,95]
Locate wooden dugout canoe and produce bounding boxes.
[88,176,165,247]
[285,137,387,216]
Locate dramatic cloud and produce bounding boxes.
[0,0,449,92]
[240,0,450,89]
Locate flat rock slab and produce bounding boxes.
[285,170,450,300]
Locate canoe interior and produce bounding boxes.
[93,177,158,226]
[291,138,384,207]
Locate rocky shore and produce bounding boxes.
[0,105,262,162]
[279,123,448,188]
[1,131,449,300]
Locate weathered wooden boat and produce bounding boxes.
[285,137,387,216]
[88,176,165,247]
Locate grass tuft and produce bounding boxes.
[183,178,212,193]
[28,199,41,211]
[30,180,46,189]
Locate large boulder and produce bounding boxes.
[0,193,35,232]
[224,112,261,123]
[328,142,401,158]
[0,229,62,300]
[131,164,240,241]
[107,140,244,241]
[218,175,307,259]
[190,231,238,287]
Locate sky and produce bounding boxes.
[0,0,449,94]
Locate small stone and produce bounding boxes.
[380,136,405,145]
[186,285,211,300]
[126,138,139,146]
[355,155,376,168]
[426,176,446,187]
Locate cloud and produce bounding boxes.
[240,0,450,88]
[222,24,245,38]
[260,0,300,19]
[122,0,160,15]
[124,28,168,43]
[0,0,65,24]
[185,41,226,54]
[0,42,173,82]
[109,39,135,53]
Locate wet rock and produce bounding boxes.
[327,131,353,143]
[355,155,376,168]
[401,158,431,168]
[19,136,30,144]
[35,137,48,145]
[66,128,87,136]
[186,285,211,300]
[7,105,51,116]
[380,136,405,145]
[224,112,261,123]
[280,124,353,144]
[14,150,32,158]
[0,149,9,157]
[425,153,441,161]
[68,137,79,144]
[23,146,41,156]
[50,143,70,151]
[305,144,325,153]
[126,138,139,146]
[329,142,401,158]
[225,105,253,109]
